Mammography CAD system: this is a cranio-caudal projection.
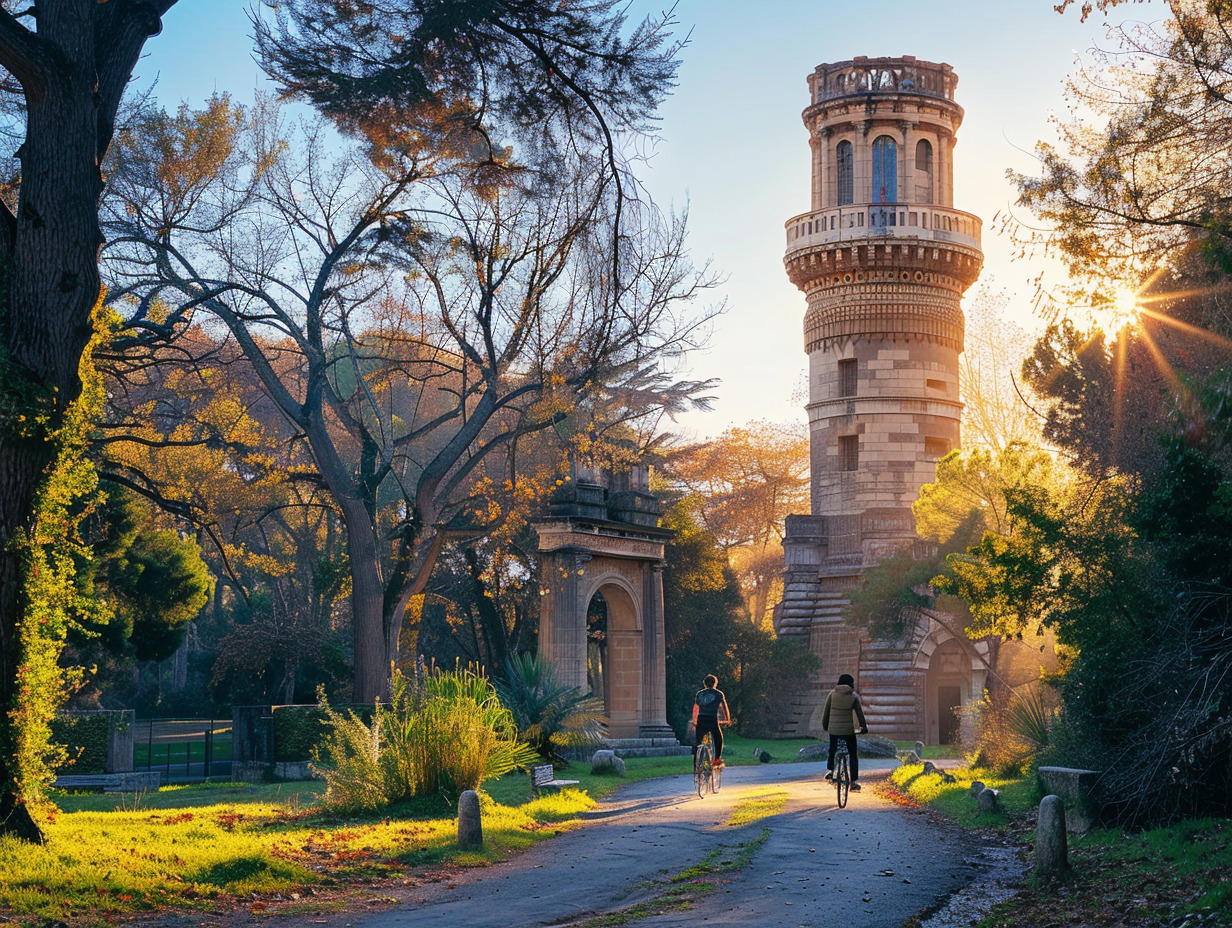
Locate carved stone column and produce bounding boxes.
[639,561,672,737]
[937,131,952,207]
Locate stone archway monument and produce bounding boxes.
[534,464,677,742]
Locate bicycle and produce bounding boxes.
[830,738,851,808]
[694,733,721,797]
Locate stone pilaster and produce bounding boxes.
[639,562,673,737]
[539,548,591,692]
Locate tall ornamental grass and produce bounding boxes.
[313,665,537,813]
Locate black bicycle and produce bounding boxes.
[694,733,721,797]
[831,738,851,808]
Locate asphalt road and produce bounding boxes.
[340,760,982,928]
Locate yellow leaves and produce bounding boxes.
[138,95,245,208]
[221,545,291,580]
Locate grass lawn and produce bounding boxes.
[3,735,818,926]
[886,761,1037,829]
[3,777,594,926]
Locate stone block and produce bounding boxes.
[231,761,271,783]
[913,740,925,757]
[273,760,320,781]
[969,779,985,798]
[899,750,921,765]
[458,789,483,850]
[977,787,1000,814]
[1037,766,1102,835]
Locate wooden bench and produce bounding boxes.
[53,771,162,793]
[529,764,579,796]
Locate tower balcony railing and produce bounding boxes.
[784,203,982,258]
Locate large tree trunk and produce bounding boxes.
[0,0,177,840]
[0,551,41,842]
[339,499,391,704]
[0,35,106,845]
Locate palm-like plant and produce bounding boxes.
[496,653,607,765]
[1007,685,1056,756]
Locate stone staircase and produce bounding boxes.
[776,590,858,738]
[602,737,692,758]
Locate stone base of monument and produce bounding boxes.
[600,737,692,758]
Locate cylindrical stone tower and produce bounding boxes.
[786,55,982,563]
[775,56,984,741]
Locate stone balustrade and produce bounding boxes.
[785,203,982,256]
[809,56,957,104]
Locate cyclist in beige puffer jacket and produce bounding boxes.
[822,673,869,789]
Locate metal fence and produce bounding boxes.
[134,718,232,782]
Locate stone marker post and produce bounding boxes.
[458,790,483,850]
[1036,794,1068,874]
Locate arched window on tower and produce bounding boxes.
[915,139,934,204]
[836,140,853,206]
[872,135,897,203]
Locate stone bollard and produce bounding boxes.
[458,789,483,850]
[970,780,986,798]
[1036,794,1068,874]
[977,786,1000,813]
[914,741,925,758]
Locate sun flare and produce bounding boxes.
[1113,287,1140,324]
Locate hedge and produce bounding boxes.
[271,705,326,762]
[51,713,112,774]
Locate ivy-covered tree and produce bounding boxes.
[0,0,179,842]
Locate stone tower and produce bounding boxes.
[774,56,986,741]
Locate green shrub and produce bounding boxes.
[309,704,389,814]
[271,706,325,762]
[51,713,111,774]
[312,666,538,813]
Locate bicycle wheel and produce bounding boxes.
[695,741,712,798]
[711,759,722,793]
[835,753,850,809]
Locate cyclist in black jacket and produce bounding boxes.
[691,674,731,767]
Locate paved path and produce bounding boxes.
[334,761,982,928]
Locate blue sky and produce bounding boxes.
[138,1,1142,437]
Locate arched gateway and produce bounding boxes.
[534,465,677,741]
